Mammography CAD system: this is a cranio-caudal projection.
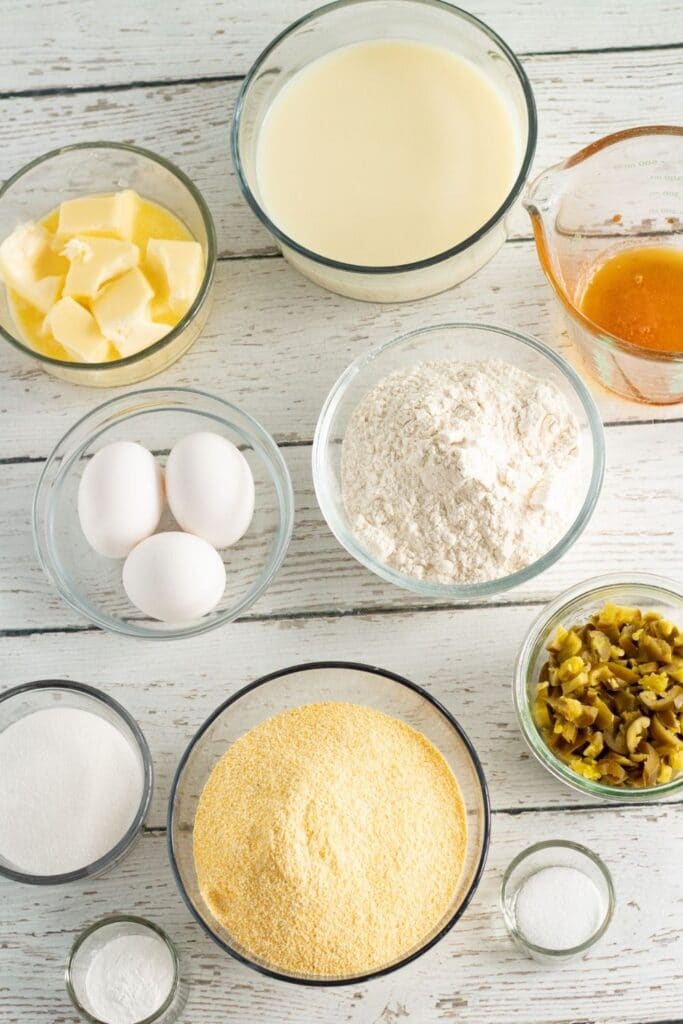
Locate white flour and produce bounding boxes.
[85,933,175,1024]
[341,359,580,584]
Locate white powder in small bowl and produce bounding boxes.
[0,706,144,875]
[514,865,604,950]
[85,932,175,1024]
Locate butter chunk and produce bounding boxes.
[146,238,203,318]
[92,267,168,357]
[0,222,65,313]
[44,297,113,362]
[57,190,138,241]
[62,237,140,300]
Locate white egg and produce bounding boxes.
[78,441,164,558]
[122,532,226,624]
[165,431,255,549]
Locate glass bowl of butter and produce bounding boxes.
[0,142,216,386]
[233,0,536,302]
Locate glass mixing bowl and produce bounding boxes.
[168,661,490,985]
[0,680,153,885]
[313,323,605,601]
[0,142,216,386]
[33,387,294,640]
[232,0,536,302]
[514,573,683,802]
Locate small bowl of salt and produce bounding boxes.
[500,840,615,964]
[66,915,181,1024]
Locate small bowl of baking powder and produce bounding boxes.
[66,915,182,1024]
[313,322,605,601]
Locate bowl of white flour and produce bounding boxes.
[313,323,604,599]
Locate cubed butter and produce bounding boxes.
[0,222,65,313]
[146,238,203,318]
[92,267,168,357]
[61,237,140,300]
[44,297,113,362]
[57,190,138,241]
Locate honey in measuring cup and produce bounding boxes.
[578,244,683,354]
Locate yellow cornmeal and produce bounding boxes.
[193,701,467,977]
[8,198,194,361]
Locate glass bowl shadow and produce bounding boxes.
[0,141,216,387]
[33,387,294,640]
[168,661,490,985]
[0,680,153,885]
[313,322,605,601]
[514,572,683,802]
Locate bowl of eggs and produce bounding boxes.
[33,388,294,639]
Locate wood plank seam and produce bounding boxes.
[0,410,681,469]
[1,41,681,102]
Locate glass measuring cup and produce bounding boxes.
[524,127,683,404]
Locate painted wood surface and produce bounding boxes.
[1,3,683,1023]
[3,609,683,822]
[2,48,682,259]
[2,0,682,91]
[3,418,683,632]
[2,247,683,470]
[2,808,682,1024]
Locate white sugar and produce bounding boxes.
[514,865,604,950]
[0,707,143,875]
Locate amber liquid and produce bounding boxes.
[578,246,683,354]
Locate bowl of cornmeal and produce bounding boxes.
[168,661,490,984]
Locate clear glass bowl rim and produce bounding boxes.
[32,386,295,640]
[514,571,683,801]
[524,125,683,366]
[0,679,153,885]
[0,140,217,372]
[231,0,538,275]
[313,321,606,600]
[166,659,491,986]
[500,839,616,957]
[65,913,180,1024]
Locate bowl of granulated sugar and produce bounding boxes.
[0,680,152,884]
[314,322,605,601]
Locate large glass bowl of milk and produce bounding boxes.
[232,0,536,302]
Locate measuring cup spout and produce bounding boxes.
[522,162,567,220]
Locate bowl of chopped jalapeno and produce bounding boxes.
[514,573,683,801]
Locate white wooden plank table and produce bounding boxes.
[1,3,683,1022]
